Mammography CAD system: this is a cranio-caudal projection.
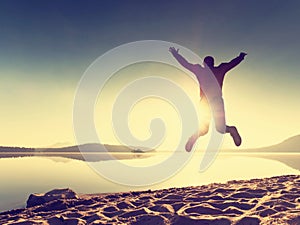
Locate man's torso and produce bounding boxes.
[192,65,226,98]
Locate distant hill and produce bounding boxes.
[237,135,300,152]
[37,143,134,153]
[0,144,154,161]
[0,144,153,161]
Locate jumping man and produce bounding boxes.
[169,47,247,151]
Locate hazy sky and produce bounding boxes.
[0,0,299,148]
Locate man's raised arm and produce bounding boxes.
[169,47,196,72]
[219,52,247,72]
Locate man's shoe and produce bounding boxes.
[230,126,242,146]
[185,134,198,152]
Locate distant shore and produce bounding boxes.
[1,139,300,172]
[0,143,152,161]
[0,175,299,224]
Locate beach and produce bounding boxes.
[1,175,299,225]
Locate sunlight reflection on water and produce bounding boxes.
[0,153,299,212]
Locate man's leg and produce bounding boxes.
[212,97,242,147]
[185,123,209,152]
[185,97,211,152]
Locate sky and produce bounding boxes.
[0,0,299,149]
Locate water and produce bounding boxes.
[0,152,299,212]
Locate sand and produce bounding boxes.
[0,175,299,225]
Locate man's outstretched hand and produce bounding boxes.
[169,47,179,56]
[240,52,247,59]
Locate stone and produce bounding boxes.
[26,188,78,208]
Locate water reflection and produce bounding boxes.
[0,153,299,212]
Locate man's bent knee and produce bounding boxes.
[199,129,209,136]
[198,127,209,136]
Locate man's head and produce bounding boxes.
[204,56,214,68]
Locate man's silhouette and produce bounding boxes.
[169,47,247,151]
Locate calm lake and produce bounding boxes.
[0,152,299,212]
